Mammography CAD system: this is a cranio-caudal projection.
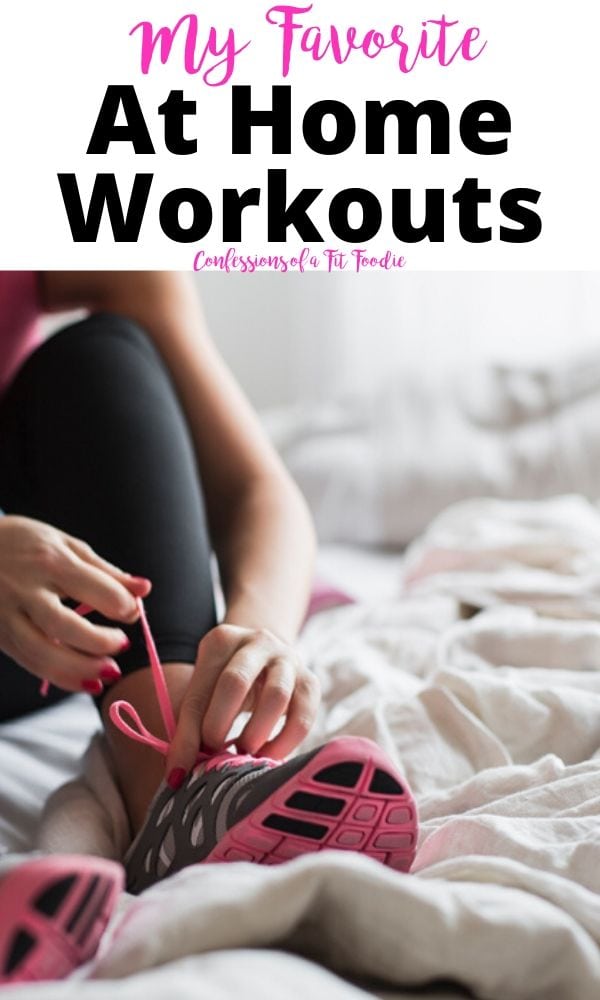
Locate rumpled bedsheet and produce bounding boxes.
[2,496,600,1000]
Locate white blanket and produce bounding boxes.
[2,496,600,1000]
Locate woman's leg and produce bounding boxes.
[0,314,217,829]
[0,313,422,887]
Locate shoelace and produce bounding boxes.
[41,598,189,751]
[108,597,177,756]
[41,598,272,772]
[112,600,277,771]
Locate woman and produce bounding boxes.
[0,271,417,982]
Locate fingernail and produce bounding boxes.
[167,767,187,790]
[82,679,104,695]
[129,576,151,588]
[100,664,122,683]
[119,636,131,652]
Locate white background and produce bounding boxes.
[48,270,600,408]
[1,1,599,270]
[197,271,600,407]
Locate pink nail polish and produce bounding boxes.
[119,637,131,652]
[100,665,122,683]
[82,679,104,695]
[167,767,187,790]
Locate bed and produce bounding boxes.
[1,493,600,1000]
[2,346,600,998]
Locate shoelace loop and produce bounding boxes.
[42,598,247,767]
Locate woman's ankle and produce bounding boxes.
[100,663,194,834]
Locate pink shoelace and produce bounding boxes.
[39,599,173,751]
[41,599,272,773]
[109,597,178,757]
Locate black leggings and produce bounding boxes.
[0,314,216,722]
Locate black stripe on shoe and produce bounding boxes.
[65,876,100,933]
[33,875,76,917]
[4,929,36,975]
[285,791,345,816]
[368,769,404,795]
[262,813,329,840]
[313,762,363,788]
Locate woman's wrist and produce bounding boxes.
[222,585,307,645]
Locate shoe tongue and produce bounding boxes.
[195,747,277,772]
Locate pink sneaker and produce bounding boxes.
[0,854,123,984]
[109,600,419,893]
[124,734,418,894]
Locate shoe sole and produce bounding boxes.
[0,855,123,984]
[204,736,418,871]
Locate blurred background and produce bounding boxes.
[197,272,600,409]
[46,271,600,556]
[196,272,600,552]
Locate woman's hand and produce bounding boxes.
[166,624,321,777]
[0,515,151,693]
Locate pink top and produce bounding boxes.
[0,272,43,394]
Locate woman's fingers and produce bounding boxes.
[0,519,151,695]
[165,626,321,781]
[10,612,120,693]
[235,656,296,755]
[58,553,141,623]
[66,537,152,598]
[200,645,272,751]
[258,670,321,760]
[166,625,248,775]
[29,594,130,657]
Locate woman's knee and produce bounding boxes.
[19,313,168,402]
[42,312,158,365]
